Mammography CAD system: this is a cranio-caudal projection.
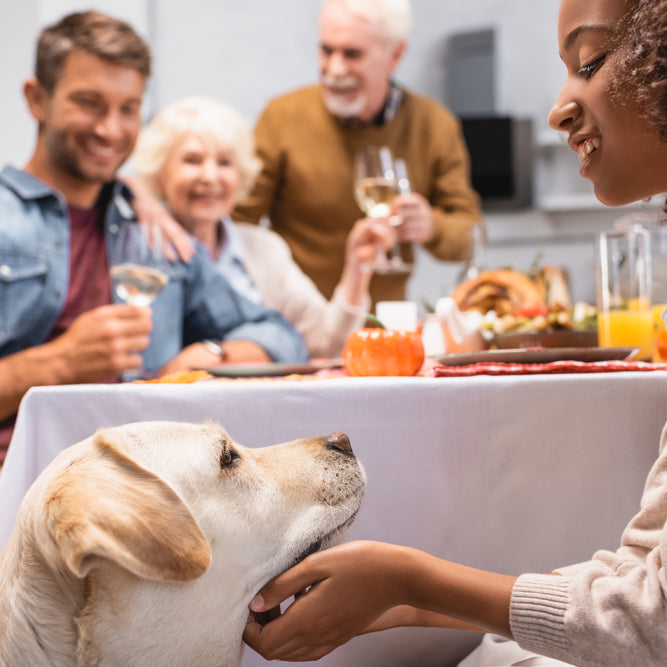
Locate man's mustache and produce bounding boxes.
[321,74,360,90]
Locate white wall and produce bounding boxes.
[0,0,40,167]
[1,0,565,161]
[3,0,649,310]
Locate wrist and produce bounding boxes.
[201,339,228,362]
[339,264,372,307]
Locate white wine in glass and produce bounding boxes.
[354,176,399,218]
[353,146,399,218]
[110,222,169,380]
[110,263,168,306]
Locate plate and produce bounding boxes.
[491,329,598,349]
[436,346,638,367]
[200,359,342,378]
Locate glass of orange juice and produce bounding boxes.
[595,229,653,360]
[614,212,667,360]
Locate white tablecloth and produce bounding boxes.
[2,372,666,666]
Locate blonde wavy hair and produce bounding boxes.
[131,96,261,199]
[320,0,412,44]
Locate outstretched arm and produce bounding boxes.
[337,217,395,306]
[0,305,152,419]
[243,540,515,662]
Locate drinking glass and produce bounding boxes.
[110,222,170,380]
[353,146,410,275]
[354,146,399,218]
[615,211,667,360]
[383,158,414,275]
[595,228,653,360]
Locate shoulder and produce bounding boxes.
[257,85,330,131]
[236,223,292,258]
[0,165,56,200]
[262,85,322,113]
[0,166,60,226]
[399,88,461,129]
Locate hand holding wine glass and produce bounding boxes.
[110,222,170,379]
[353,147,412,275]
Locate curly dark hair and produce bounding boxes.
[614,0,667,140]
[35,11,151,94]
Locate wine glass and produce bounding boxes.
[110,222,170,380]
[354,146,399,218]
[353,147,411,275]
[383,158,413,275]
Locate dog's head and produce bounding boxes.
[10,421,365,666]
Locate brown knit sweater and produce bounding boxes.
[234,84,482,305]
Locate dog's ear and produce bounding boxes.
[41,428,211,582]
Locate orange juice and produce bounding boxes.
[653,304,667,361]
[597,309,653,360]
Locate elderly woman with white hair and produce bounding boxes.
[131,96,394,358]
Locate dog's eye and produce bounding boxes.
[220,447,239,468]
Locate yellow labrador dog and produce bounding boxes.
[0,421,365,666]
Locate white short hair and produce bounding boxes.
[130,96,261,199]
[320,0,412,43]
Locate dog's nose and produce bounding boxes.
[325,432,353,454]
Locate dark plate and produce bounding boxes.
[491,329,598,349]
[436,346,638,367]
[199,359,342,378]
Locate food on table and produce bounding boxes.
[532,265,571,310]
[449,266,595,339]
[451,269,546,316]
[134,370,212,384]
[342,328,425,377]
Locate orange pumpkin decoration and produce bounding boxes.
[342,328,425,377]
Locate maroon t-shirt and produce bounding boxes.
[47,205,112,340]
[0,205,112,463]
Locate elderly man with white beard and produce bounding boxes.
[233,0,483,307]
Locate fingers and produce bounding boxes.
[250,563,323,613]
[162,219,195,263]
[243,599,341,662]
[393,196,434,244]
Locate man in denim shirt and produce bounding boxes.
[0,11,308,463]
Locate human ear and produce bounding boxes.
[389,40,407,72]
[23,77,49,123]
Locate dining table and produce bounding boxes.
[1,367,666,666]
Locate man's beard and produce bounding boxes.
[46,127,123,184]
[321,75,366,119]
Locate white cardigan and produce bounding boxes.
[235,223,369,358]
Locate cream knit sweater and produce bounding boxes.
[510,421,667,666]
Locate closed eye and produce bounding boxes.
[577,55,606,79]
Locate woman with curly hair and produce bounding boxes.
[243,0,667,665]
[614,0,667,142]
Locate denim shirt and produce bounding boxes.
[0,166,309,371]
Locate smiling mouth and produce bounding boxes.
[191,193,223,202]
[577,137,600,163]
[83,139,122,162]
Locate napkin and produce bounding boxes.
[427,359,667,377]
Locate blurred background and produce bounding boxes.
[2,0,661,310]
